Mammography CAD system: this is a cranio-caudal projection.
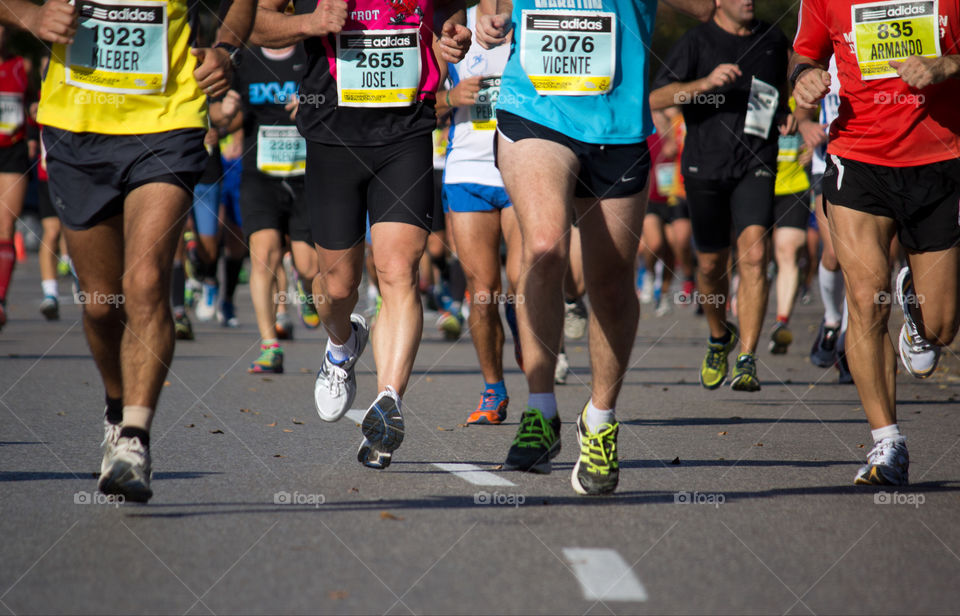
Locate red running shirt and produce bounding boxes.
[0,57,28,148]
[793,0,960,166]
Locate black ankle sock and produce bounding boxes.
[171,261,185,310]
[105,397,123,424]
[119,427,150,448]
[710,331,732,345]
[448,258,466,304]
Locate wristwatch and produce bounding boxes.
[214,43,242,68]
[789,63,817,88]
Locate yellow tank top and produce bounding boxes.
[775,98,810,197]
[38,0,206,135]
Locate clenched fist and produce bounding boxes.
[304,0,348,37]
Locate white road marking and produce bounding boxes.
[562,548,648,602]
[433,463,516,486]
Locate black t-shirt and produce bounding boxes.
[293,0,436,147]
[653,20,789,181]
[233,45,309,177]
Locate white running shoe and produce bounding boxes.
[563,298,588,340]
[854,436,909,486]
[554,351,570,385]
[100,417,122,476]
[895,267,940,378]
[639,272,656,304]
[314,314,369,422]
[99,435,152,503]
[196,283,219,322]
[357,387,404,470]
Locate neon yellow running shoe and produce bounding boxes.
[571,405,619,495]
[700,322,738,390]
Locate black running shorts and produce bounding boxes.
[305,134,434,250]
[239,172,312,244]
[495,110,649,200]
[685,168,776,253]
[42,127,207,231]
[773,191,811,230]
[823,155,960,253]
[0,140,28,175]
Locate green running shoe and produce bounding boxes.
[700,322,738,390]
[504,407,561,473]
[297,279,321,329]
[730,352,761,391]
[249,343,284,374]
[571,406,619,495]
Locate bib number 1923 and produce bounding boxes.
[66,0,169,95]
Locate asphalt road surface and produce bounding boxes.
[2,257,960,615]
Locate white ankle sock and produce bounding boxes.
[528,393,557,420]
[327,328,357,363]
[871,424,902,443]
[41,279,58,298]
[584,400,615,432]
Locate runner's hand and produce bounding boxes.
[285,96,299,121]
[793,68,830,109]
[704,63,741,90]
[476,13,511,49]
[797,117,827,152]
[889,56,945,89]
[192,48,233,98]
[439,21,472,64]
[22,0,77,45]
[220,90,242,121]
[450,76,481,106]
[778,112,797,135]
[304,0,348,37]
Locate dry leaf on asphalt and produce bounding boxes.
[210,429,224,434]
[380,512,403,521]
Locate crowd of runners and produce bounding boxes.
[0,0,957,502]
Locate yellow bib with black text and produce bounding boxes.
[38,0,206,135]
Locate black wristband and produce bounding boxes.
[789,63,817,88]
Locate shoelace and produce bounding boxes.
[101,422,121,448]
[478,391,503,412]
[325,361,349,397]
[705,346,726,371]
[737,355,756,373]
[867,438,903,466]
[581,422,618,474]
[512,410,555,449]
[903,320,935,352]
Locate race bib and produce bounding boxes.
[66,0,169,94]
[470,76,500,130]
[654,162,675,194]
[777,134,802,162]
[336,29,421,107]
[744,76,779,139]
[852,0,941,79]
[0,93,23,136]
[519,11,616,96]
[256,126,306,177]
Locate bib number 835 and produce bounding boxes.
[876,21,914,38]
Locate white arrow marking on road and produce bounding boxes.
[433,463,516,486]
[562,548,648,602]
